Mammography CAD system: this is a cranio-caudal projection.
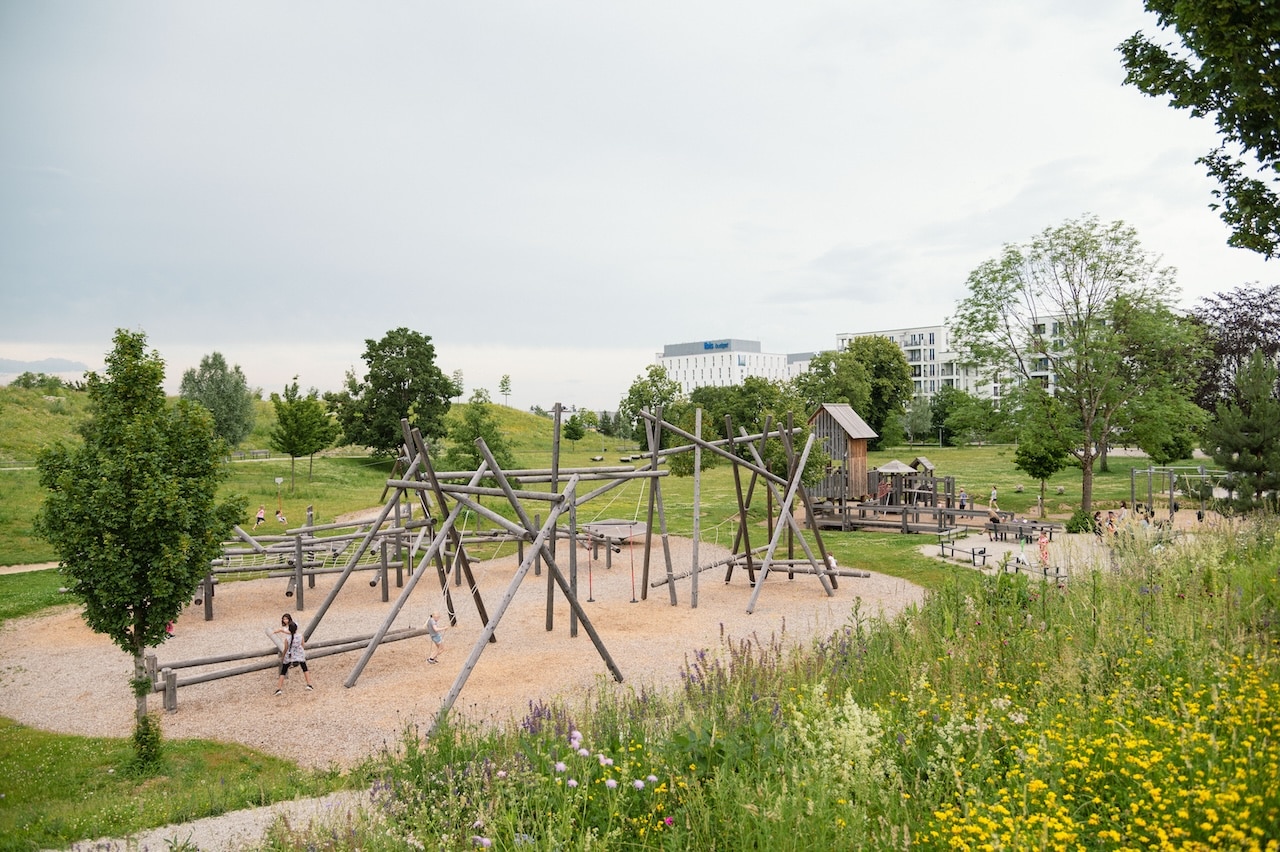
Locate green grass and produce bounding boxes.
[259,515,1280,851]
[0,718,355,851]
[0,569,66,623]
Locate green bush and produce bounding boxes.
[1063,506,1098,533]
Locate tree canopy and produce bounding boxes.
[179,352,257,447]
[1191,283,1280,411]
[442,388,516,474]
[618,365,683,447]
[791,349,872,419]
[269,378,340,488]
[35,330,243,741]
[839,337,912,449]
[325,328,459,457]
[950,215,1204,511]
[1119,0,1280,257]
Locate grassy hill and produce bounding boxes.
[0,386,1178,575]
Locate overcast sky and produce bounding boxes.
[2,2,1275,411]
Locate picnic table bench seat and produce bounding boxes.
[985,520,1061,543]
[939,538,988,566]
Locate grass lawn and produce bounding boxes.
[0,718,354,851]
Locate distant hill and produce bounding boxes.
[0,357,90,385]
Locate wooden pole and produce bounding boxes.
[691,407,702,608]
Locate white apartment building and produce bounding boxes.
[656,339,808,395]
[835,324,1000,401]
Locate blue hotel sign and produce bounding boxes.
[703,341,730,350]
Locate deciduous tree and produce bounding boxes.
[1190,284,1280,410]
[1119,1,1280,257]
[269,378,340,488]
[791,349,871,420]
[324,328,458,457]
[1014,429,1070,518]
[951,215,1203,511]
[840,336,912,449]
[498,374,512,406]
[618,365,683,448]
[34,330,243,760]
[179,352,257,447]
[443,388,516,474]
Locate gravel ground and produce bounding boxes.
[3,537,924,850]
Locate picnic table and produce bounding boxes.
[985,520,1060,543]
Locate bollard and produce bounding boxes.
[162,668,177,712]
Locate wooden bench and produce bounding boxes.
[939,538,988,566]
[249,449,269,459]
[986,521,1060,543]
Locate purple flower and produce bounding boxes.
[578,748,589,757]
[664,817,674,826]
[567,778,578,788]
[554,762,566,773]
[633,779,645,790]
[647,774,658,783]
[605,779,618,789]
[497,770,507,779]
[471,837,492,848]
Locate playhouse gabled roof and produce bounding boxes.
[808,403,878,440]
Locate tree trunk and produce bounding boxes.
[1099,437,1110,473]
[290,455,297,491]
[1081,454,1095,514]
[1039,478,1047,518]
[133,649,148,723]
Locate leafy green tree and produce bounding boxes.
[841,336,912,449]
[951,215,1203,511]
[1203,350,1280,510]
[324,328,459,457]
[1190,284,1280,411]
[943,393,1001,446]
[562,413,586,447]
[1119,1,1280,257]
[791,349,871,418]
[618,365,683,447]
[11,371,66,392]
[34,330,243,756]
[1014,430,1070,518]
[443,388,516,474]
[269,378,340,489]
[929,385,970,447]
[451,370,465,401]
[179,352,257,447]
[904,396,933,445]
[498,374,512,406]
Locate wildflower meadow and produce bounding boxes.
[264,517,1280,851]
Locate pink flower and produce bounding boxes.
[633,779,645,790]
[567,778,578,788]
[605,778,618,789]
[555,762,566,773]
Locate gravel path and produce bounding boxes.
[5,538,924,850]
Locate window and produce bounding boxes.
[929,332,935,345]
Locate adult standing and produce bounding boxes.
[989,485,998,505]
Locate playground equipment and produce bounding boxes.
[149,403,873,728]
